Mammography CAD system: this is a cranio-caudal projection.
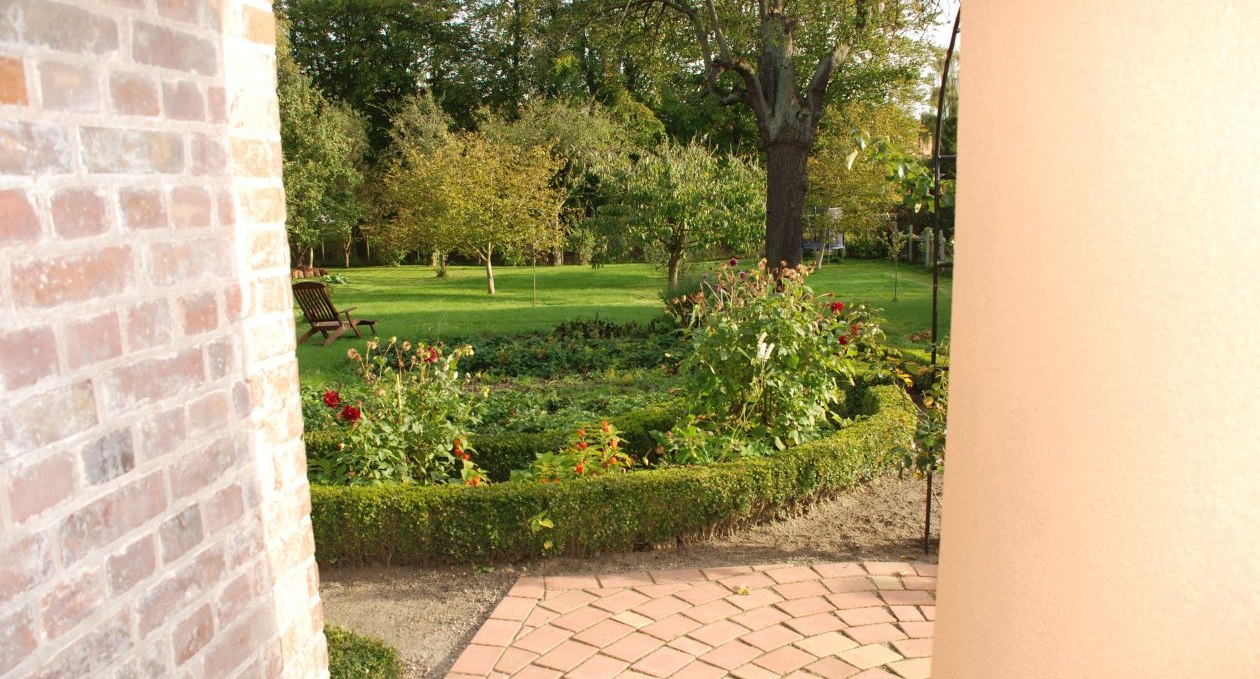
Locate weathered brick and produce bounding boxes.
[206,85,226,123]
[170,185,212,228]
[39,61,100,112]
[10,245,132,308]
[0,189,40,244]
[109,72,160,117]
[60,472,167,565]
[111,642,169,679]
[159,503,204,564]
[242,5,276,45]
[186,390,229,436]
[0,0,120,55]
[132,21,217,76]
[31,609,133,679]
[157,0,200,24]
[201,604,275,677]
[137,545,225,634]
[0,607,37,674]
[0,381,96,460]
[179,291,218,336]
[63,311,124,370]
[106,536,157,596]
[237,185,285,223]
[137,405,187,461]
[204,335,238,380]
[162,79,203,121]
[51,187,109,239]
[172,604,215,665]
[40,567,105,639]
[7,451,77,523]
[0,533,54,600]
[100,347,203,411]
[169,436,240,497]
[190,133,227,176]
[119,188,166,230]
[230,137,274,177]
[0,325,57,390]
[80,428,135,485]
[80,127,184,174]
[123,298,173,349]
[201,482,244,533]
[148,237,229,285]
[0,121,72,174]
[0,56,27,106]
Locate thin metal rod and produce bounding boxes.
[930,8,960,372]
[923,470,933,554]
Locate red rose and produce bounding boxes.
[575,463,585,474]
[422,347,439,364]
[577,428,586,438]
[838,336,849,346]
[576,441,588,450]
[323,390,341,408]
[728,258,739,267]
[340,405,361,422]
[830,301,845,314]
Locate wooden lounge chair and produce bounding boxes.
[293,281,376,347]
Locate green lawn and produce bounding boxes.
[295,259,951,383]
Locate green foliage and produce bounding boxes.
[456,323,681,379]
[594,141,765,287]
[476,370,678,435]
[511,422,633,482]
[382,132,566,291]
[305,339,486,486]
[897,368,948,478]
[669,261,875,458]
[326,625,403,679]
[276,15,368,266]
[308,385,914,565]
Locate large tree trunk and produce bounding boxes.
[484,243,496,295]
[764,140,809,268]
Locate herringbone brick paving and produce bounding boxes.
[446,561,935,678]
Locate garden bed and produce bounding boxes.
[309,385,915,566]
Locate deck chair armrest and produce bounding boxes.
[339,306,358,313]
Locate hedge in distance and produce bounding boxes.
[309,385,914,566]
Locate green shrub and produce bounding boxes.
[469,399,683,481]
[326,625,402,679]
[309,385,913,566]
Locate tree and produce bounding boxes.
[608,0,935,267]
[385,133,567,294]
[276,14,368,268]
[595,141,764,288]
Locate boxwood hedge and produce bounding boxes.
[309,385,914,566]
[326,625,402,679]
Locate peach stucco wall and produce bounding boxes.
[933,2,1260,677]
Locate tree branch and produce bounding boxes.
[806,43,850,126]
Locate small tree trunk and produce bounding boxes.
[484,243,496,295]
[343,238,351,268]
[307,247,315,269]
[666,249,683,290]
[551,246,563,266]
[435,251,448,278]
[431,251,439,267]
[763,141,810,269]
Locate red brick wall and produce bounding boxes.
[0,1,325,677]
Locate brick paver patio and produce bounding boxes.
[446,561,936,678]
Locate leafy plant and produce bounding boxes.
[511,421,633,483]
[897,368,948,479]
[663,260,875,458]
[326,625,402,679]
[305,338,487,486]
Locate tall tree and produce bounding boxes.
[276,14,368,268]
[608,0,935,267]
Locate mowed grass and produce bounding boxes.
[295,259,951,383]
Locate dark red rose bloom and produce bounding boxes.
[575,463,585,474]
[323,390,341,408]
[576,441,588,450]
[422,347,439,364]
[830,301,845,314]
[340,405,361,422]
[728,258,739,266]
[838,336,849,346]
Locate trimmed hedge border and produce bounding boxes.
[310,385,914,566]
[326,625,403,679]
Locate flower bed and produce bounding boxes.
[308,385,914,566]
